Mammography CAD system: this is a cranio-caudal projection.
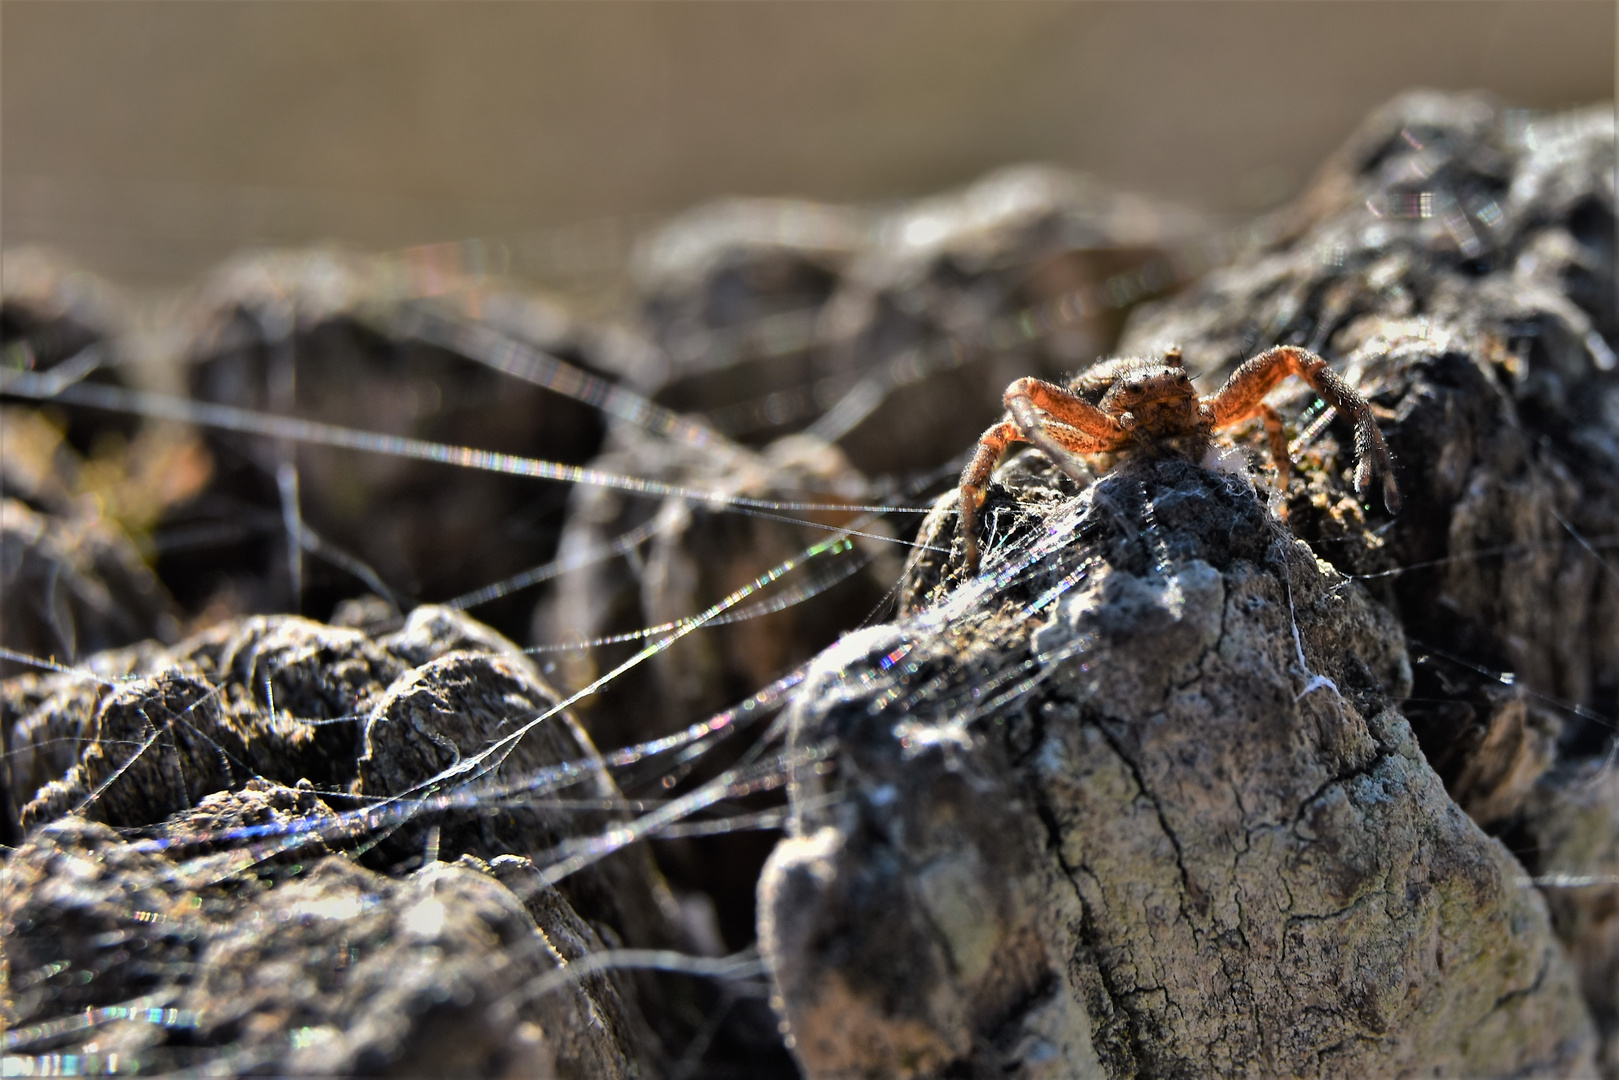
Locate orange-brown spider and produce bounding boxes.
[957,345,1401,571]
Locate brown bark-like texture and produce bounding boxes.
[760,93,1617,1077]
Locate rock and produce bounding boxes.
[1520,762,1619,1039]
[7,89,1616,1080]
[1,249,138,450]
[632,196,875,397]
[1,604,684,1074]
[531,419,902,957]
[760,92,1618,1077]
[1519,759,1619,1073]
[635,165,1209,474]
[1114,92,1619,769]
[0,497,179,683]
[534,423,899,752]
[764,459,1593,1078]
[0,256,207,683]
[165,248,613,636]
[537,171,1207,959]
[1,815,663,1077]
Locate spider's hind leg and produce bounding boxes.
[1259,402,1290,498]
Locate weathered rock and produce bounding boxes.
[632,196,874,396]
[6,89,1615,1080]
[531,419,900,959]
[535,423,898,752]
[1,604,686,1074]
[0,262,208,683]
[764,460,1593,1078]
[2,815,204,1029]
[1518,760,1619,1074]
[1115,92,1619,768]
[2,253,212,591]
[760,93,1619,1078]
[1,815,663,1077]
[1,249,139,449]
[165,249,613,636]
[0,497,178,679]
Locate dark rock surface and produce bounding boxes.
[534,424,897,753]
[1,250,141,451]
[1520,758,1619,1073]
[167,250,614,636]
[0,496,178,683]
[1,605,682,1075]
[635,166,1209,475]
[766,460,1591,1078]
[0,256,206,679]
[3,815,661,1077]
[1116,93,1619,773]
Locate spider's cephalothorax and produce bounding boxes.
[956,345,1401,571]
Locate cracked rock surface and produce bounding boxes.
[759,92,1617,1078]
[763,461,1592,1078]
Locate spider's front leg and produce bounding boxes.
[1205,346,1401,514]
[957,378,1127,572]
[958,421,1026,574]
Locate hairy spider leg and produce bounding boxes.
[1257,402,1289,492]
[957,421,1023,573]
[958,377,1126,571]
[1205,346,1400,513]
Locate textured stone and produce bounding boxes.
[0,816,662,1077]
[764,461,1594,1078]
[1,605,678,1075]
[760,92,1618,1079]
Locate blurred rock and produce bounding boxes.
[0,497,178,681]
[2,816,662,1077]
[165,249,616,638]
[635,166,1212,476]
[0,257,192,683]
[1520,759,1619,1074]
[1,249,138,450]
[633,197,876,394]
[536,424,899,751]
[532,420,903,962]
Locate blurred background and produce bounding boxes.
[4,0,1614,297]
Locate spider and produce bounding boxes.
[957,345,1401,571]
